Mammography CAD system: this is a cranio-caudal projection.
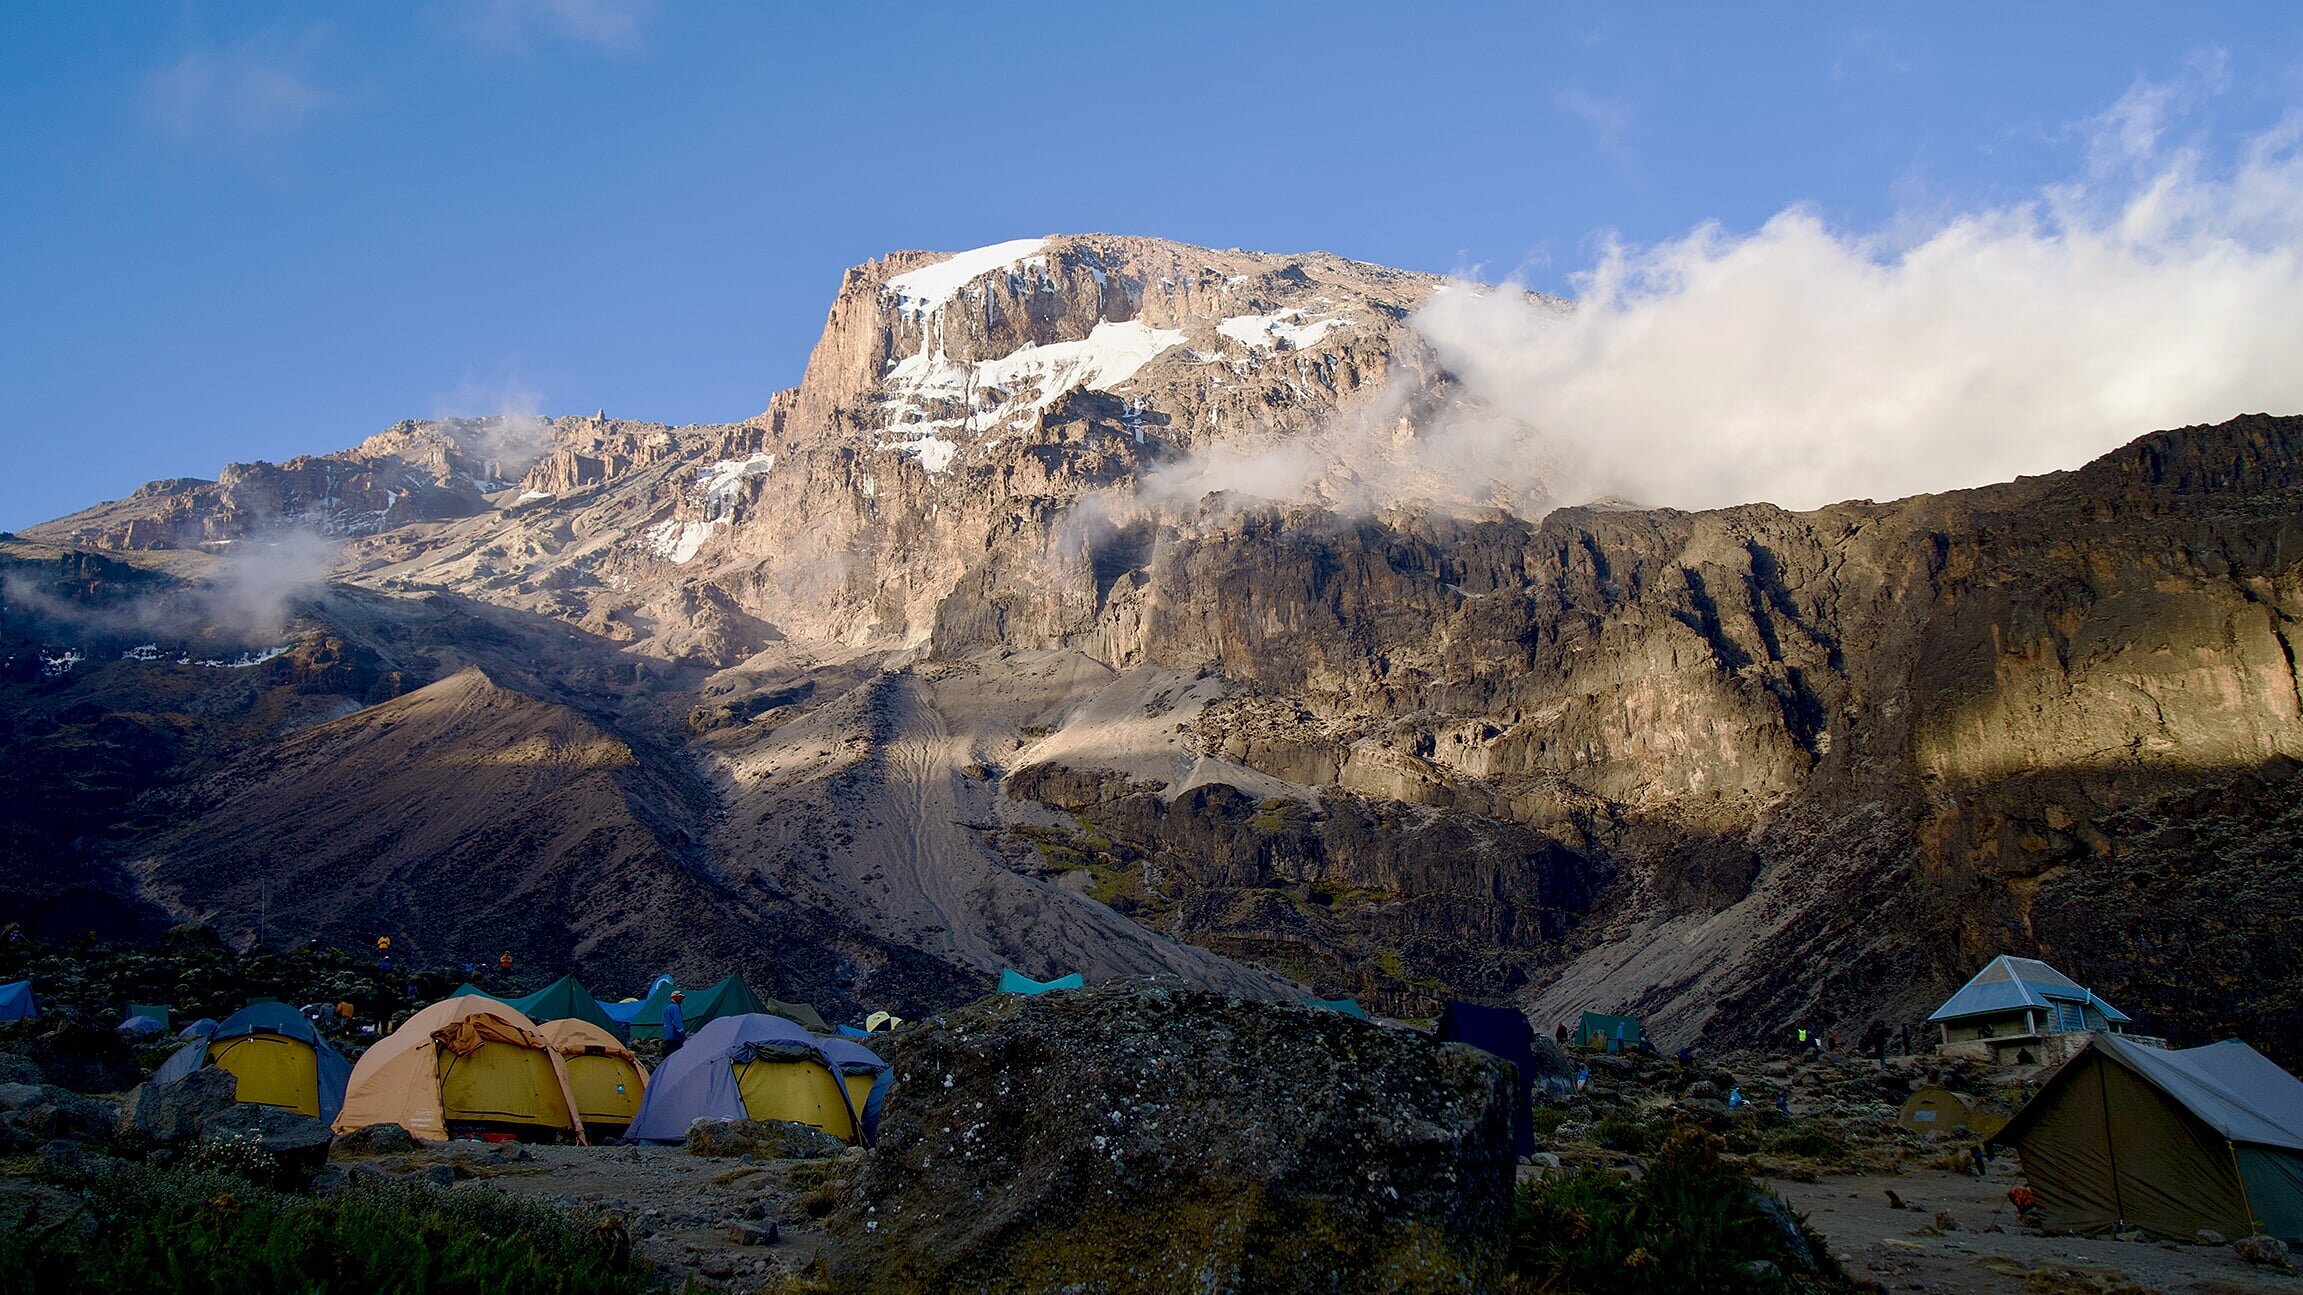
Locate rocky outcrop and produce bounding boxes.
[829,982,1515,1294]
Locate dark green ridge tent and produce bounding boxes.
[472,975,630,1042]
[681,975,769,1030]
[523,976,630,1040]
[1994,1033,2303,1242]
[761,997,831,1033]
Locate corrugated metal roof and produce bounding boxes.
[1927,954,2132,1024]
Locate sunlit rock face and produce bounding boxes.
[15,236,2303,1063]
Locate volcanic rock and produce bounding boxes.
[829,982,1515,1293]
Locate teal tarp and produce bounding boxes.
[1306,998,1369,1020]
[998,970,1083,995]
[1579,1011,1645,1051]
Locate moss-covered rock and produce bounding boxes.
[828,982,1513,1294]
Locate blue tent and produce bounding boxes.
[601,976,678,1039]
[624,1013,890,1146]
[1437,1000,1537,1157]
[0,981,35,1022]
[998,970,1083,995]
[151,1000,353,1126]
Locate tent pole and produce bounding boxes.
[2228,1140,2261,1237]
[2094,1055,2127,1230]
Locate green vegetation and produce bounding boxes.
[0,1163,654,1295]
[1501,1124,1852,1294]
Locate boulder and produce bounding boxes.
[0,1081,116,1150]
[22,1022,139,1093]
[114,1065,238,1152]
[0,1053,43,1086]
[332,1123,419,1157]
[2233,1235,2293,1271]
[684,1117,846,1161]
[829,982,1515,1294]
[207,1104,334,1183]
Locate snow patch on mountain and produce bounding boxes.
[878,320,1188,473]
[884,238,1049,319]
[1218,310,1353,353]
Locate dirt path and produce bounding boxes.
[1773,1168,2303,1294]
[334,1138,852,1290]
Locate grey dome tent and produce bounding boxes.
[623,1013,890,1145]
[1993,1032,2303,1241]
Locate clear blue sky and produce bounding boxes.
[3,3,2300,529]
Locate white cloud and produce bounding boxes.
[1407,70,2303,513]
[449,0,650,50]
[1554,86,1633,158]
[1132,66,2303,521]
[146,31,333,140]
[433,379,557,477]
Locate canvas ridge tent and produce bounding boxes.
[623,1013,890,1146]
[455,976,630,1042]
[537,1018,648,1139]
[334,996,587,1144]
[1994,1033,2303,1241]
[152,1001,352,1125]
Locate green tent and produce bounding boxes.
[760,996,831,1032]
[1578,1011,1646,1052]
[681,975,769,1030]
[495,975,629,1042]
[1995,1034,2303,1241]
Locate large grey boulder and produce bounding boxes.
[684,1117,846,1161]
[207,1103,335,1183]
[0,1081,116,1150]
[114,1064,239,1152]
[829,982,1514,1294]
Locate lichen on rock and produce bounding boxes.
[828,981,1514,1293]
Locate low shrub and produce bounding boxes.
[0,1162,652,1294]
[1502,1123,1855,1293]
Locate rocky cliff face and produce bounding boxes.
[10,235,2302,1058]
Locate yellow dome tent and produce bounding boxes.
[538,1017,648,1139]
[333,996,587,1144]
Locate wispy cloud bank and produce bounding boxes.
[447,0,649,51]
[145,30,334,141]
[433,379,558,478]
[1415,68,2303,512]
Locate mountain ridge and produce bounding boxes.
[6,234,2299,1059]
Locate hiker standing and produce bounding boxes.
[498,950,513,980]
[1554,1020,1569,1045]
[1796,1027,1809,1053]
[662,990,688,1058]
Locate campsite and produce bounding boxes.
[1,932,2300,1293]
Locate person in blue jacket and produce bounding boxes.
[662,990,687,1057]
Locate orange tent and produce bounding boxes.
[333,996,587,1144]
[537,1017,648,1138]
